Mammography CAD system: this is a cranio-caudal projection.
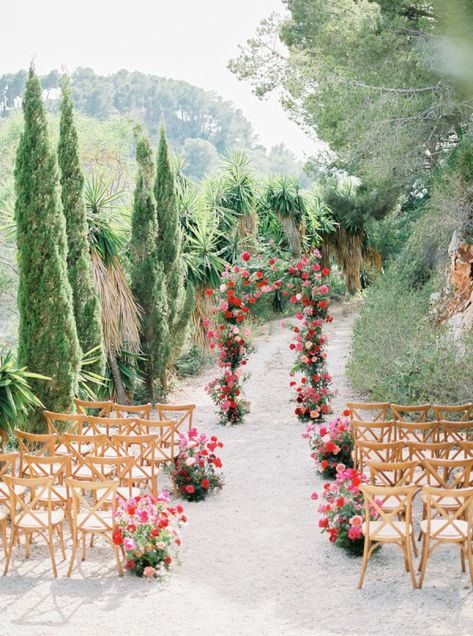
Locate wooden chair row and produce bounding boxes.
[352,419,473,448]
[347,401,473,423]
[1,475,123,577]
[73,399,195,431]
[358,483,473,589]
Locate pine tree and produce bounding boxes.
[58,76,105,375]
[15,67,81,430]
[154,124,193,389]
[131,131,169,400]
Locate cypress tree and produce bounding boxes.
[15,67,81,430]
[131,131,169,400]
[58,77,105,375]
[154,124,193,388]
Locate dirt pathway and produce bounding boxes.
[1,303,472,635]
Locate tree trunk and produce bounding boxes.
[108,349,128,404]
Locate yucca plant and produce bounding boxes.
[264,176,306,257]
[0,349,49,442]
[84,174,141,403]
[219,152,257,243]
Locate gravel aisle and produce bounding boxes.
[1,304,472,635]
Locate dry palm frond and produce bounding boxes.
[191,286,215,350]
[91,251,141,354]
[330,227,364,294]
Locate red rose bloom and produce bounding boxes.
[202,479,210,489]
[319,518,329,528]
[241,251,251,261]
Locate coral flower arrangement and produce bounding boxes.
[173,427,224,501]
[312,465,377,556]
[113,492,186,578]
[303,414,353,478]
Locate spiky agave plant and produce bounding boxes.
[84,174,141,403]
[219,151,257,244]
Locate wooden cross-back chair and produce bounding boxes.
[110,434,159,495]
[396,421,440,447]
[460,440,473,458]
[358,484,417,589]
[67,478,122,577]
[23,455,72,525]
[346,402,391,423]
[15,431,58,477]
[74,399,113,417]
[44,411,86,435]
[3,475,66,577]
[352,421,397,468]
[112,403,152,420]
[0,453,21,511]
[355,441,403,473]
[84,455,139,502]
[419,486,473,588]
[391,403,432,423]
[61,433,109,480]
[440,421,473,445]
[433,404,473,422]
[82,415,130,439]
[406,441,458,464]
[420,457,473,494]
[155,403,196,432]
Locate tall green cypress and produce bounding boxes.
[154,124,193,388]
[58,77,105,375]
[15,67,81,430]
[131,131,169,400]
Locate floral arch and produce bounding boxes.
[205,250,333,425]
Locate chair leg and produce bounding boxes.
[461,545,466,573]
[90,534,94,548]
[418,535,429,589]
[25,532,31,559]
[1,519,6,558]
[467,537,473,585]
[3,524,17,575]
[405,539,417,589]
[358,537,370,589]
[68,535,78,577]
[47,528,58,578]
[113,544,123,577]
[57,524,66,561]
[81,534,87,561]
[410,527,418,558]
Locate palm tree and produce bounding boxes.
[84,174,141,403]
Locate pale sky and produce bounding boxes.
[0,0,316,158]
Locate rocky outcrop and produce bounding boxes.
[442,232,473,338]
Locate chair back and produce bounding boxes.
[110,434,158,472]
[391,403,432,423]
[352,421,396,444]
[155,403,195,432]
[23,455,71,503]
[68,478,119,533]
[121,419,177,459]
[44,411,86,435]
[397,421,439,445]
[420,457,473,490]
[84,455,135,486]
[74,399,113,417]
[4,475,55,527]
[62,433,108,478]
[422,486,473,541]
[440,421,473,444]
[406,441,459,463]
[360,484,416,540]
[368,460,417,488]
[355,441,403,472]
[83,416,130,437]
[112,403,152,420]
[346,402,390,423]
[433,403,473,422]
[15,431,58,475]
[0,453,18,505]
[460,440,473,458]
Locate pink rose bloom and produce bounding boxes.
[349,515,363,527]
[137,509,149,523]
[143,566,156,577]
[320,285,329,295]
[124,537,136,551]
[336,463,346,473]
[348,527,362,540]
[311,492,318,500]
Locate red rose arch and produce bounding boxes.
[205,250,333,425]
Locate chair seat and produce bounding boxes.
[0,483,26,499]
[362,520,410,539]
[73,465,113,479]
[77,511,113,531]
[420,518,468,539]
[0,506,8,521]
[421,494,465,509]
[15,510,64,528]
[378,496,408,511]
[96,486,141,501]
[151,447,180,462]
[38,486,68,503]
[130,465,155,479]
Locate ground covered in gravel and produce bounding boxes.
[1,304,471,635]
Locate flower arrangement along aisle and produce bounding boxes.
[312,465,378,556]
[173,427,224,501]
[287,251,333,422]
[303,413,353,478]
[205,249,332,425]
[113,492,186,578]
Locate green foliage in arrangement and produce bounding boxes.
[15,67,81,430]
[130,131,170,400]
[58,77,105,376]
